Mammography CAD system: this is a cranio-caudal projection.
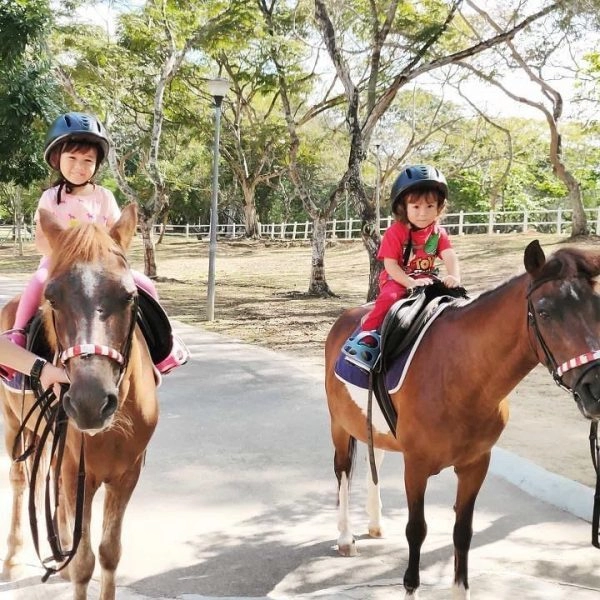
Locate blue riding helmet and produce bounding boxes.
[390,165,448,213]
[44,112,110,171]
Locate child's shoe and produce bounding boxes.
[342,330,381,372]
[8,329,26,348]
[155,334,190,374]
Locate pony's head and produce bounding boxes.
[39,204,139,432]
[525,240,600,420]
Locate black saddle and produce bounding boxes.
[372,281,469,435]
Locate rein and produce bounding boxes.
[527,277,600,548]
[590,422,600,548]
[12,383,85,582]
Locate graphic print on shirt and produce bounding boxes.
[404,231,440,275]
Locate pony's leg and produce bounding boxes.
[62,463,99,600]
[451,452,491,600]
[402,457,429,598]
[366,448,385,538]
[98,465,142,600]
[1,451,27,579]
[333,425,357,557]
[1,407,29,580]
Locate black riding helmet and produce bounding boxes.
[390,164,448,214]
[43,112,109,172]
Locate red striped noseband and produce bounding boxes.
[60,344,125,366]
[556,350,600,378]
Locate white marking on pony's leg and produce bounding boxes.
[337,472,356,556]
[452,582,469,599]
[366,447,385,538]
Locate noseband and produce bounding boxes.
[527,277,600,393]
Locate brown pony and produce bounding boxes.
[325,240,600,599]
[0,204,159,600]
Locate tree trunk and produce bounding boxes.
[13,188,23,258]
[138,213,157,278]
[243,200,261,238]
[308,215,335,297]
[564,172,588,237]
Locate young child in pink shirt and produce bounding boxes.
[7,112,189,375]
[343,164,461,371]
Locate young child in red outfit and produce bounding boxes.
[343,164,461,371]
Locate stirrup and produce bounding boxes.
[155,334,190,375]
[342,330,381,372]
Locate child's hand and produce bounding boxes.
[40,362,69,393]
[408,277,433,288]
[442,275,460,288]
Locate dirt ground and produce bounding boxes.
[0,230,598,487]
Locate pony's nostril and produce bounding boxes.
[101,394,118,419]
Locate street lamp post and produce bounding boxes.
[206,76,230,321]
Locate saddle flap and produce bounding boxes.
[136,288,173,364]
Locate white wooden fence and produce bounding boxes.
[155,207,600,240]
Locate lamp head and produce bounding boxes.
[207,77,231,101]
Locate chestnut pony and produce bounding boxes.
[0,204,158,600]
[325,240,600,599]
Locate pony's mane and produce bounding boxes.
[537,246,600,282]
[49,223,127,275]
[468,246,600,307]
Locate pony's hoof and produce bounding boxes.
[337,541,357,557]
[368,525,383,538]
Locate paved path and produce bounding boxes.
[0,279,598,599]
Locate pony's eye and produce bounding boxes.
[537,310,550,320]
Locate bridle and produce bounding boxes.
[56,294,139,385]
[14,293,139,580]
[527,275,600,549]
[526,276,600,393]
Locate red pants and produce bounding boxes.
[362,279,408,331]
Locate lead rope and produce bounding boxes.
[590,421,600,548]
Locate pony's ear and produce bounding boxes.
[110,203,138,251]
[38,208,66,253]
[524,240,546,276]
